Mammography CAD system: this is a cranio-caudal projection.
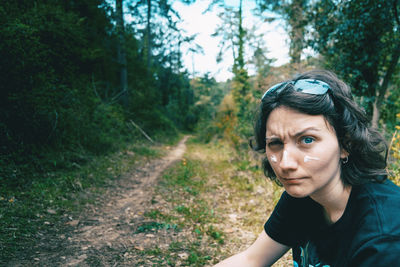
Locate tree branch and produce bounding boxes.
[394,0,400,26]
[130,120,154,143]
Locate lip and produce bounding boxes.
[280,177,306,184]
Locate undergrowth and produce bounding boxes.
[388,113,400,185]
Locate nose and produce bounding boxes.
[279,148,298,171]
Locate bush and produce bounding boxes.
[389,113,400,185]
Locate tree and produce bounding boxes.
[210,0,253,138]
[0,0,199,158]
[247,28,275,92]
[232,0,251,122]
[255,0,310,64]
[212,6,239,63]
[116,0,129,107]
[310,0,400,127]
[129,0,195,71]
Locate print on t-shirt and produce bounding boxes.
[293,241,330,267]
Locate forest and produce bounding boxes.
[1,0,399,265]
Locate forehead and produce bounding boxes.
[266,107,335,136]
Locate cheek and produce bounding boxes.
[305,140,341,164]
[266,153,280,174]
[303,149,341,172]
[270,155,278,163]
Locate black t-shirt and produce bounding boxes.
[264,180,400,266]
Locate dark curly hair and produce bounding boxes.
[252,70,388,185]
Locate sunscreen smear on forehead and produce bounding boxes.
[270,155,278,163]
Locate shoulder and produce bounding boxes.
[350,234,400,265]
[349,181,400,245]
[348,181,400,264]
[353,180,400,234]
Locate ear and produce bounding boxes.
[340,148,349,159]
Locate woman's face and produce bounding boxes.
[265,106,347,199]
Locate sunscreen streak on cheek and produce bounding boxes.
[270,155,278,163]
[304,155,320,163]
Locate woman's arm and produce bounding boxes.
[214,230,290,267]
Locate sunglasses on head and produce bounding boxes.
[261,79,331,100]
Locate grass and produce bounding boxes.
[0,134,178,264]
[130,136,290,266]
[136,221,179,233]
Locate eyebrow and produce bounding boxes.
[293,127,321,138]
[266,127,322,140]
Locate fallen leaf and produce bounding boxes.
[134,245,144,251]
[66,220,80,227]
[228,213,238,221]
[47,209,57,214]
[178,252,189,260]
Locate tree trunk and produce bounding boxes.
[233,0,244,74]
[288,0,307,64]
[177,38,182,71]
[371,42,400,128]
[237,0,245,70]
[116,0,128,107]
[146,0,152,71]
[233,0,251,121]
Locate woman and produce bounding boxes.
[214,70,400,266]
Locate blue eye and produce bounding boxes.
[302,137,315,144]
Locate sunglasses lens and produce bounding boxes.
[294,79,330,95]
[261,82,287,99]
[262,79,330,100]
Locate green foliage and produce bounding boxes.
[256,0,309,63]
[1,3,84,146]
[0,0,200,259]
[389,113,400,186]
[0,0,199,191]
[206,225,225,244]
[232,68,252,128]
[309,0,399,120]
[136,221,178,233]
[380,71,400,128]
[0,0,132,157]
[191,74,229,142]
[162,158,205,191]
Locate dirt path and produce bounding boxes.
[27,136,189,266]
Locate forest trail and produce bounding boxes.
[22,136,190,266]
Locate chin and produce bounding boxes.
[284,187,310,199]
